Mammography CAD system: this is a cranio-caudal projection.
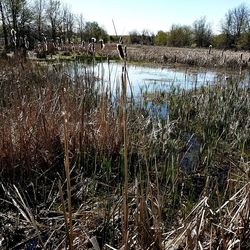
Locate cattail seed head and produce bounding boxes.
[99,39,105,50]
[11,28,16,36]
[88,42,95,53]
[117,44,125,60]
[124,46,127,59]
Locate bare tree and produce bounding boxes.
[4,0,31,48]
[19,1,33,35]
[62,5,75,43]
[193,16,212,47]
[46,0,61,40]
[8,0,26,32]
[221,3,250,48]
[77,13,84,43]
[141,29,154,45]
[232,4,249,38]
[0,0,8,49]
[129,30,141,44]
[33,0,45,39]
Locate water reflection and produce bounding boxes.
[94,61,220,96]
[60,60,249,119]
[63,60,222,97]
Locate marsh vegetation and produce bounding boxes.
[0,50,249,249]
[0,1,250,249]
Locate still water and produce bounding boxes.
[61,60,248,119]
[64,60,225,97]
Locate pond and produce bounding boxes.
[60,60,249,119]
[63,59,250,96]
[64,60,226,97]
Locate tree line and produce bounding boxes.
[127,3,250,50]
[0,0,108,51]
[0,1,250,51]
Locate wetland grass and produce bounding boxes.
[24,41,250,71]
[0,54,249,249]
[101,44,250,70]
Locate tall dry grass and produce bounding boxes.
[0,56,249,249]
[102,44,250,70]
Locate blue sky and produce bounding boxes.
[63,0,248,35]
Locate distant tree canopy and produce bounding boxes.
[129,30,141,44]
[154,18,211,48]
[220,3,250,50]
[128,30,154,45]
[82,21,108,42]
[0,0,32,48]
[0,0,109,50]
[192,17,212,47]
[167,24,192,47]
[149,3,250,50]
[154,31,168,46]
[0,1,250,50]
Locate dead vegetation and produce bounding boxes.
[99,45,250,70]
[0,55,249,249]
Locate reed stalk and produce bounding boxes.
[58,179,71,248]
[122,61,129,250]
[0,55,249,249]
[61,87,73,250]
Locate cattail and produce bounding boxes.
[41,33,47,51]
[89,37,96,53]
[221,49,225,57]
[10,28,16,37]
[208,44,212,54]
[70,41,75,51]
[124,46,127,58]
[88,43,92,51]
[117,44,125,60]
[10,28,17,47]
[41,33,46,42]
[99,39,105,50]
[24,35,29,49]
[88,42,95,53]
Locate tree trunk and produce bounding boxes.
[0,0,9,49]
